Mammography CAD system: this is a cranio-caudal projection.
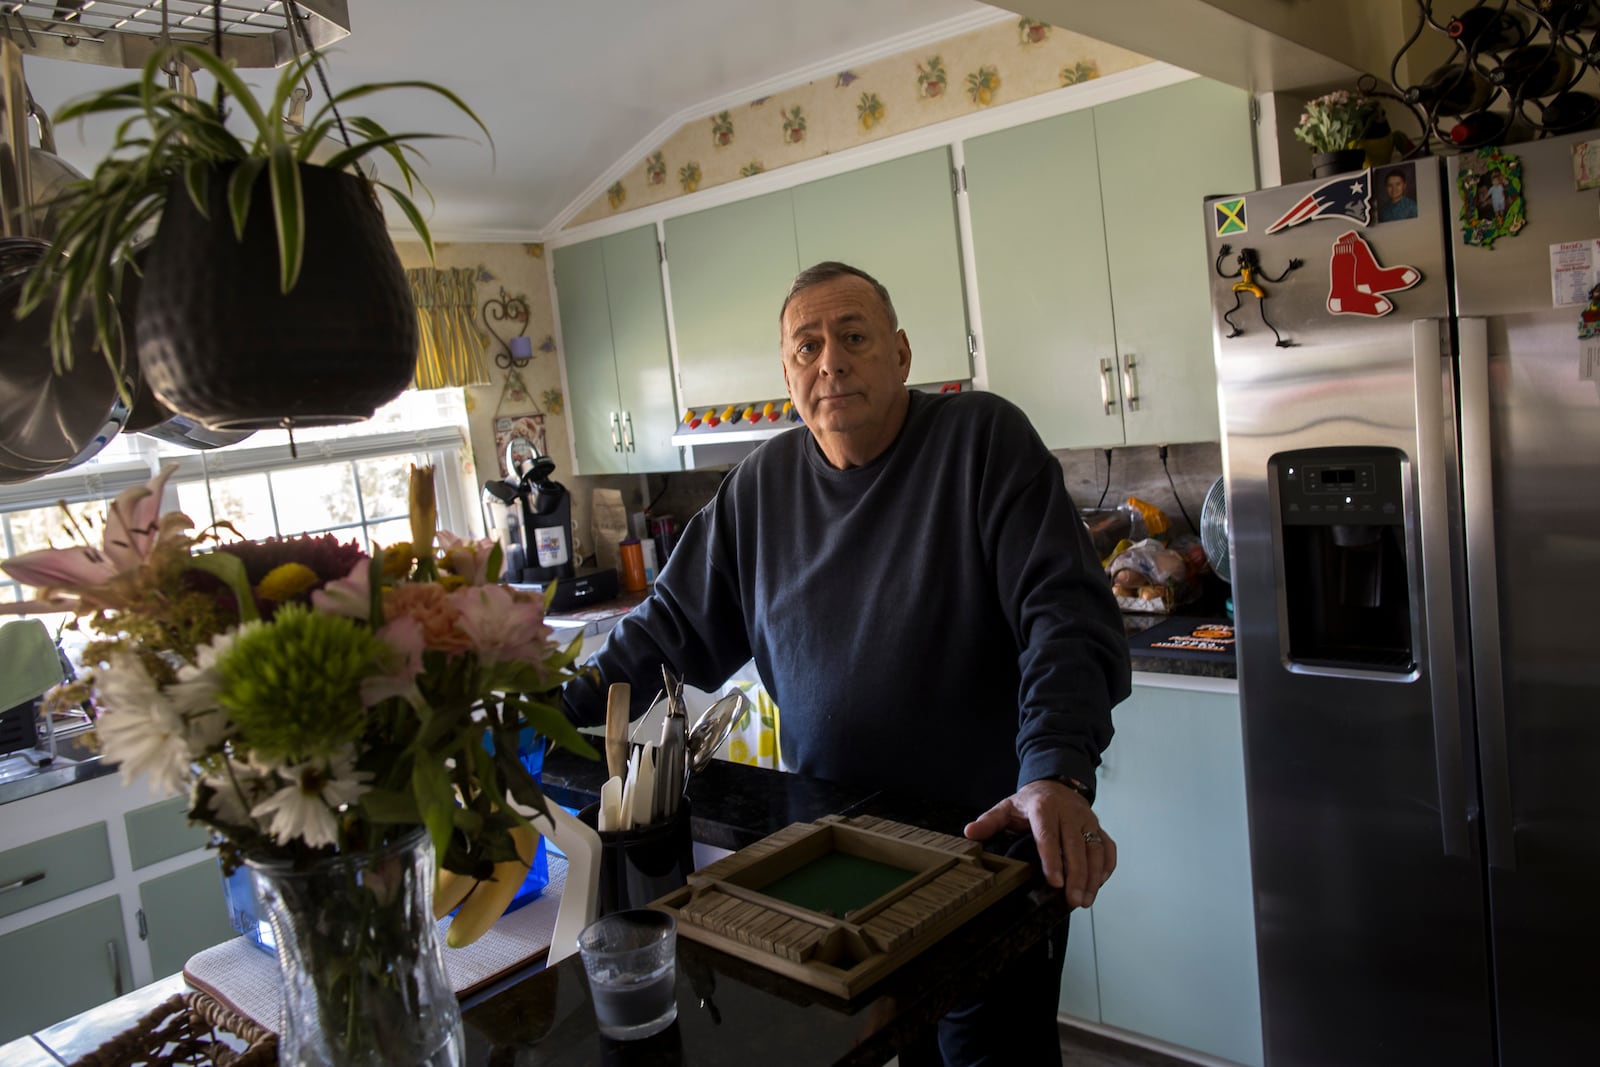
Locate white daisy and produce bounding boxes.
[167,626,254,753]
[192,757,270,831]
[249,749,372,849]
[93,652,191,795]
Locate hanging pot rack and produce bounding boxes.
[0,0,349,69]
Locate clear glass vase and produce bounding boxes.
[248,827,463,1066]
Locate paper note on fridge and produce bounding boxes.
[1549,240,1600,306]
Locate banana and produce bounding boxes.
[445,823,537,948]
[432,867,477,921]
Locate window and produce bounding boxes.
[1,390,479,639]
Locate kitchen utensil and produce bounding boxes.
[631,745,657,828]
[599,774,623,833]
[629,689,669,745]
[605,682,631,781]
[657,701,686,819]
[686,690,749,777]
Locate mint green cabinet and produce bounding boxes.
[553,225,680,475]
[966,78,1256,448]
[665,190,798,408]
[0,823,112,919]
[791,148,971,385]
[125,796,207,870]
[139,858,236,979]
[665,148,970,409]
[0,895,128,1043]
[1058,682,1262,1067]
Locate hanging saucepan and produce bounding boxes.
[0,41,132,484]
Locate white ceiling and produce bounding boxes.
[20,0,1009,241]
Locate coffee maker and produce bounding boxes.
[483,438,617,609]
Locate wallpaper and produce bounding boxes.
[566,17,1151,227]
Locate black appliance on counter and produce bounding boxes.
[483,448,617,608]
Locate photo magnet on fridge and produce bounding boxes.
[1216,244,1304,346]
[1265,170,1371,234]
[1373,163,1419,223]
[1574,141,1600,191]
[1458,148,1526,249]
[1327,231,1421,317]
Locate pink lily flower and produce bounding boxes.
[362,615,426,707]
[449,583,553,668]
[437,530,499,585]
[0,465,188,614]
[311,558,372,620]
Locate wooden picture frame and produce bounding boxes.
[652,814,1032,999]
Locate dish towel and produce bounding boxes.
[184,856,568,1032]
[0,619,65,711]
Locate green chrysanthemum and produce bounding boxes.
[214,603,382,763]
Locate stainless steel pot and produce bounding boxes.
[0,41,132,484]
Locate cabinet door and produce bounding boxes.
[601,226,681,473]
[792,147,971,385]
[139,858,237,980]
[665,189,797,408]
[1094,79,1256,446]
[1091,684,1263,1067]
[553,238,626,475]
[964,110,1122,449]
[1058,907,1101,1023]
[0,895,128,1043]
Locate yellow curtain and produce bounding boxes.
[407,268,492,389]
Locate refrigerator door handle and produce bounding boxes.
[1412,319,1472,859]
[1458,316,1515,871]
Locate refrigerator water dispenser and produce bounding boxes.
[1273,447,1414,672]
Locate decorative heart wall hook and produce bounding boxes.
[481,287,532,368]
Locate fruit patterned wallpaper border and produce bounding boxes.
[566,17,1151,228]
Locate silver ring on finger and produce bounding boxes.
[1082,830,1104,845]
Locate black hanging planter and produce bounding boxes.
[135,163,418,431]
[1310,148,1369,179]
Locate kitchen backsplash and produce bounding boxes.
[592,442,1221,570]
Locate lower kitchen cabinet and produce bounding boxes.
[139,858,237,980]
[1059,679,1262,1067]
[0,895,128,1044]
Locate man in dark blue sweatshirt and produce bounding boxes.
[564,261,1131,1066]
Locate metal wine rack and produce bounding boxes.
[0,0,349,69]
[1378,0,1600,153]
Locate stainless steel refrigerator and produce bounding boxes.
[1204,132,1600,1066]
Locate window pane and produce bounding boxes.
[202,473,276,540]
[269,464,358,535]
[6,501,106,554]
[355,458,410,522]
[173,480,217,532]
[367,517,412,554]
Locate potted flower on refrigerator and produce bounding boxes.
[18,43,490,431]
[1295,89,1382,177]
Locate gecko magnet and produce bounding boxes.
[1216,244,1303,347]
[1327,231,1421,317]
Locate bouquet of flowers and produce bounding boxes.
[1294,90,1382,154]
[0,464,597,946]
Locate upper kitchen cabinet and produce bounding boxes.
[665,189,798,409]
[552,225,680,475]
[791,148,970,385]
[665,147,969,409]
[966,78,1256,448]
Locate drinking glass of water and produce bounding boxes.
[577,909,679,1040]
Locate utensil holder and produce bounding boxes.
[577,798,695,917]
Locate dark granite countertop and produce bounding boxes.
[469,752,1069,1065]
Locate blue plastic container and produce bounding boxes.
[222,729,552,954]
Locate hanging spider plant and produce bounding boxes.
[19,41,492,383]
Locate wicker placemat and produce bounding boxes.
[184,857,568,1032]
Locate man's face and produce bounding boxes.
[1387,174,1406,202]
[780,275,912,469]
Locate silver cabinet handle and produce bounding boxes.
[1457,317,1513,871]
[1121,354,1140,412]
[107,940,123,998]
[1412,319,1471,859]
[1099,358,1116,415]
[609,411,622,452]
[0,871,44,894]
[623,411,636,453]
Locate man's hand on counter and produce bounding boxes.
[962,779,1116,909]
